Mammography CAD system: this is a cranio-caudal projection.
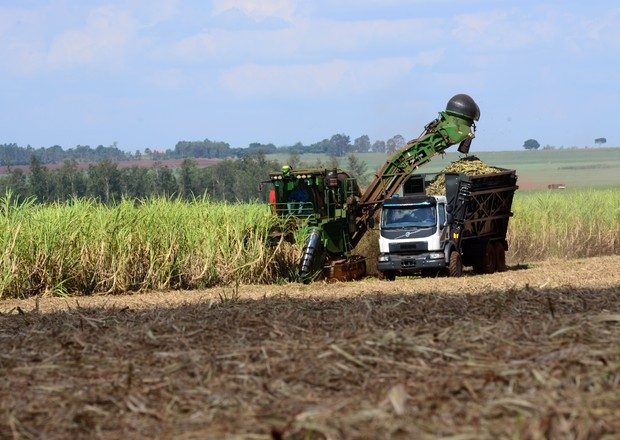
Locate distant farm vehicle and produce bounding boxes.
[547,183,566,189]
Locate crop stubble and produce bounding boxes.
[0,256,618,439]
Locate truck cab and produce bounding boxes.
[378,195,449,278]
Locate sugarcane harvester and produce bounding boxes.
[264,94,481,282]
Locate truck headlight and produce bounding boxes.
[428,252,444,259]
[378,254,390,262]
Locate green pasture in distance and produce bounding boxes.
[267,148,620,190]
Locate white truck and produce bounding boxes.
[377,169,518,280]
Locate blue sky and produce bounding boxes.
[0,0,618,151]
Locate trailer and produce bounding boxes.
[377,168,518,279]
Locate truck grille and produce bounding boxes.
[389,243,428,253]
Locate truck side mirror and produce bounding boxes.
[446,213,453,224]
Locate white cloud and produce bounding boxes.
[579,8,620,48]
[130,0,181,26]
[212,0,297,22]
[47,6,137,68]
[175,33,217,59]
[172,17,444,63]
[0,7,48,74]
[220,53,442,97]
[149,68,187,90]
[452,9,560,51]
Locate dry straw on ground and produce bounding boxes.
[1,256,618,439]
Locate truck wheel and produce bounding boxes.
[494,242,507,272]
[448,251,463,277]
[381,271,396,281]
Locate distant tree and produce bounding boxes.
[121,167,155,199]
[327,154,340,169]
[56,159,86,200]
[312,157,325,168]
[87,161,122,203]
[287,152,302,169]
[244,142,277,156]
[2,169,30,200]
[205,159,235,201]
[29,155,52,202]
[0,143,18,168]
[353,135,371,153]
[174,139,232,159]
[200,152,278,202]
[371,140,386,153]
[523,139,540,150]
[346,154,369,186]
[152,164,178,197]
[329,134,351,157]
[288,142,305,154]
[178,159,201,199]
[386,135,406,154]
[594,137,607,146]
[394,135,406,149]
[232,153,272,201]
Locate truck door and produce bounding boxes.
[438,203,448,242]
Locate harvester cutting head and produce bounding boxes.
[446,94,480,122]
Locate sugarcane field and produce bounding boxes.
[1,2,619,439]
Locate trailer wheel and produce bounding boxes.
[486,243,498,273]
[474,242,497,274]
[448,251,463,277]
[494,242,507,272]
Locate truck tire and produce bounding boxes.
[494,241,507,272]
[448,251,463,277]
[474,242,497,274]
[379,271,396,281]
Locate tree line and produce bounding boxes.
[0,143,130,166]
[154,134,405,159]
[0,133,405,166]
[0,154,278,204]
[0,153,371,205]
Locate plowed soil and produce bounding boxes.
[1,257,619,439]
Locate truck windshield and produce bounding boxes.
[382,205,436,229]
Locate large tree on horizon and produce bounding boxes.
[523,139,540,150]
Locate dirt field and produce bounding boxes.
[1,256,618,439]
